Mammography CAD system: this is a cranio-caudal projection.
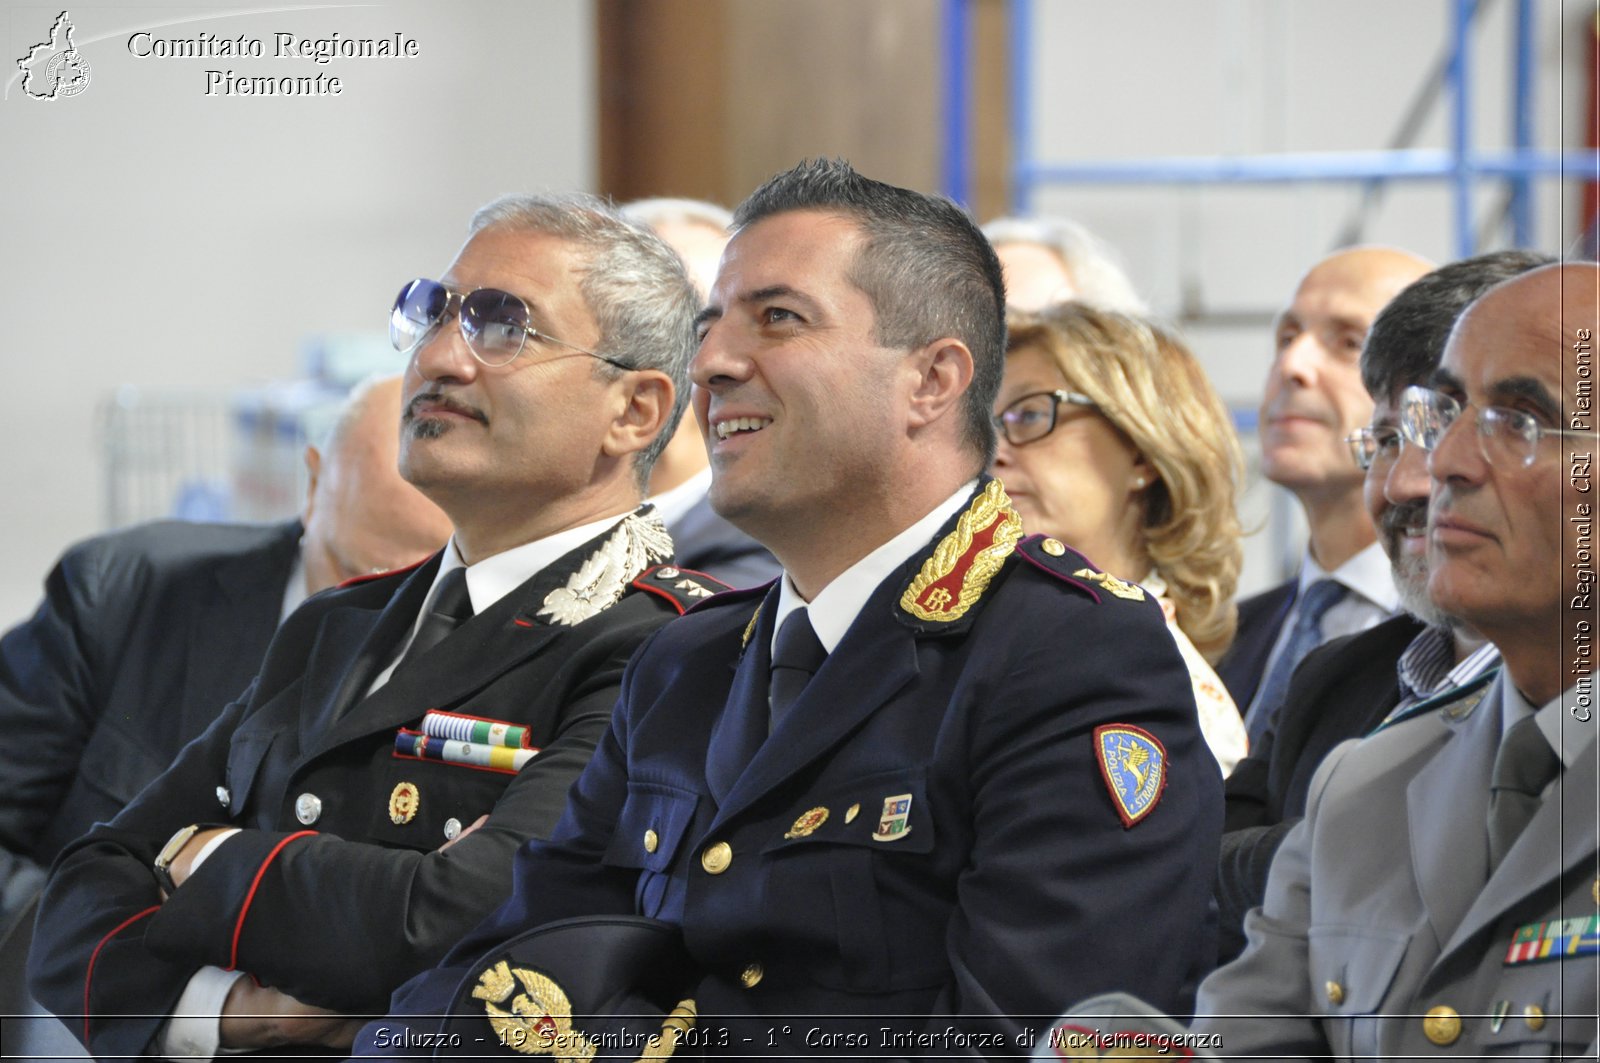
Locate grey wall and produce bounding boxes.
[0,0,595,620]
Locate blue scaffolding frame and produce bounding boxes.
[940,0,1600,257]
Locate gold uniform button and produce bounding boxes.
[644,829,659,854]
[739,963,764,989]
[1324,980,1344,1006]
[1523,1004,1545,1032]
[701,841,732,875]
[1423,1005,1461,1046]
[1041,538,1066,557]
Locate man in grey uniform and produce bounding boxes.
[1192,262,1598,1058]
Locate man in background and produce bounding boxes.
[1195,262,1598,1058]
[0,373,450,921]
[1214,250,1550,962]
[622,196,779,587]
[1218,246,1433,744]
[0,373,451,1057]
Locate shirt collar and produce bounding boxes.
[772,480,979,655]
[1396,626,1502,705]
[1300,540,1400,613]
[646,467,713,529]
[427,507,640,617]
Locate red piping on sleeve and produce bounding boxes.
[84,905,160,1044]
[227,831,317,970]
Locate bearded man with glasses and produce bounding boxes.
[28,194,723,1060]
[1215,251,1550,965]
[1189,261,1600,1059]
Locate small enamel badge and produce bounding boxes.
[1094,724,1167,828]
[389,781,420,825]
[784,807,829,839]
[872,794,913,841]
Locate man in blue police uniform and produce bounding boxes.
[1190,262,1599,1058]
[360,159,1223,1056]
[27,194,720,1060]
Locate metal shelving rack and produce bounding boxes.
[942,0,1600,257]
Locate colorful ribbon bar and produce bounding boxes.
[420,710,529,749]
[395,729,537,773]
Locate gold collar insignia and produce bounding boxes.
[900,481,1023,623]
[1071,568,1146,601]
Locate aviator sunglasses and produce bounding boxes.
[389,278,630,370]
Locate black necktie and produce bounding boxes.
[1487,714,1562,870]
[769,607,827,730]
[397,567,474,672]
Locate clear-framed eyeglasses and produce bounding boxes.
[993,389,1099,447]
[1344,424,1403,471]
[1398,384,1593,469]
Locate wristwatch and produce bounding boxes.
[153,823,203,894]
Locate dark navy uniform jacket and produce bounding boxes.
[365,484,1224,1056]
[27,516,719,1061]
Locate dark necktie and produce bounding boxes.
[1487,714,1562,870]
[397,567,474,673]
[1244,578,1346,747]
[769,607,827,730]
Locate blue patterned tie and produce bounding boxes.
[1244,579,1345,747]
[769,607,827,730]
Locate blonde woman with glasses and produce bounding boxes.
[992,304,1248,772]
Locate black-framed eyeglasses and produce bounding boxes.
[993,389,1098,447]
[389,278,630,370]
[1398,384,1593,470]
[1344,424,1403,471]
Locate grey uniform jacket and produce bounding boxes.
[1193,673,1598,1060]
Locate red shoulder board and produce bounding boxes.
[629,565,730,615]
[335,554,431,590]
[1013,535,1148,605]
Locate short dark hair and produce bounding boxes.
[733,158,1007,465]
[1361,250,1554,400]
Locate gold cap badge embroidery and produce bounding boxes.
[473,960,598,1060]
[900,481,1023,622]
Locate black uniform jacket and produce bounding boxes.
[367,483,1224,1056]
[0,519,299,888]
[28,519,716,1060]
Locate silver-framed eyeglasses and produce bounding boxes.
[389,278,630,370]
[1398,384,1591,469]
[1344,424,1403,471]
[994,389,1099,447]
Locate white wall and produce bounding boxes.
[1018,0,1593,592]
[0,0,595,620]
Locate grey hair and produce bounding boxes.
[619,197,734,233]
[469,193,699,488]
[981,215,1147,314]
